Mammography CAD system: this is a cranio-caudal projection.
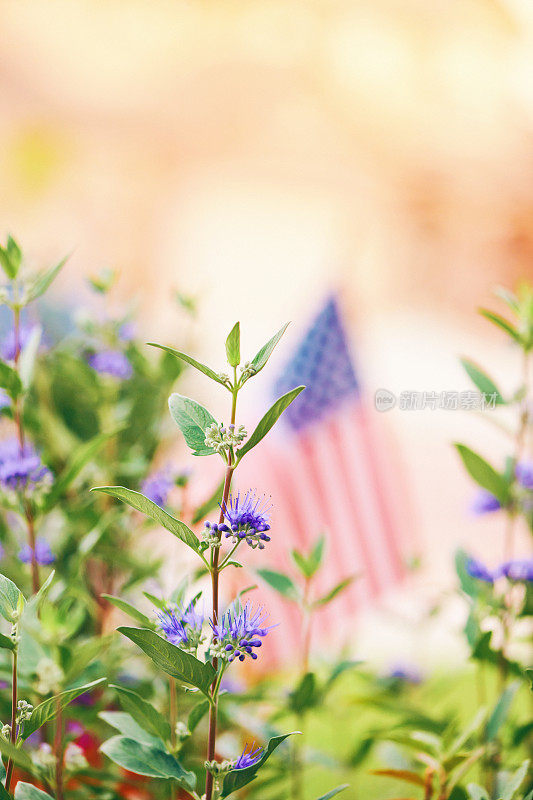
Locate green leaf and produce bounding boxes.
[14,783,54,800]
[168,393,217,456]
[454,445,509,505]
[500,759,530,800]
[250,322,290,375]
[0,783,10,800]
[43,432,114,510]
[0,239,18,280]
[111,684,171,744]
[191,479,225,524]
[101,736,196,788]
[26,255,68,302]
[118,628,216,697]
[314,577,354,607]
[99,711,166,750]
[188,698,210,733]
[0,361,22,399]
[237,385,305,461]
[147,343,227,387]
[289,672,318,713]
[91,487,201,555]
[101,595,153,627]
[257,568,299,600]
[221,733,298,796]
[315,786,350,800]
[225,322,240,367]
[0,632,16,652]
[291,536,325,579]
[485,682,519,742]
[23,677,106,739]
[6,236,21,274]
[371,769,426,787]
[460,359,505,405]
[18,326,41,390]
[0,736,33,771]
[479,309,521,343]
[0,573,24,623]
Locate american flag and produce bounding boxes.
[235,296,415,663]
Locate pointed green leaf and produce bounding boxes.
[188,698,210,733]
[118,628,216,697]
[0,736,33,771]
[500,759,530,800]
[251,322,290,375]
[485,682,519,742]
[289,672,318,712]
[44,431,114,510]
[0,783,10,800]
[101,736,196,788]
[0,573,24,623]
[0,632,16,652]
[237,386,305,461]
[26,255,68,302]
[316,786,350,800]
[18,326,41,390]
[0,239,17,280]
[168,393,217,456]
[101,595,153,627]
[23,677,106,739]
[221,733,298,796]
[371,769,426,787]
[6,236,21,274]
[91,487,201,555]
[314,576,355,607]
[14,784,54,800]
[479,309,521,343]
[225,322,240,367]
[192,479,225,524]
[460,359,505,405]
[111,684,171,744]
[0,361,22,399]
[454,445,510,505]
[99,711,166,750]
[257,568,299,600]
[147,343,227,386]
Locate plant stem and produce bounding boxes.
[505,349,531,560]
[5,649,18,792]
[205,388,238,800]
[12,306,40,594]
[54,699,64,800]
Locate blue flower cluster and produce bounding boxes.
[466,556,533,584]
[0,439,52,497]
[210,603,273,663]
[207,491,271,550]
[141,472,174,507]
[157,603,205,654]
[19,538,55,566]
[232,742,263,770]
[87,350,132,380]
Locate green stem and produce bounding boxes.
[54,699,64,800]
[5,648,18,793]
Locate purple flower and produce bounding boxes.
[0,439,53,494]
[210,602,274,663]
[141,472,173,507]
[0,323,36,362]
[388,663,423,684]
[157,603,204,653]
[118,321,136,342]
[497,559,533,582]
[516,462,533,491]
[232,742,263,770]
[0,391,10,411]
[87,350,132,380]
[19,538,55,566]
[466,556,494,583]
[470,490,501,515]
[219,491,271,549]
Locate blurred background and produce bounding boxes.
[1,0,532,666]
